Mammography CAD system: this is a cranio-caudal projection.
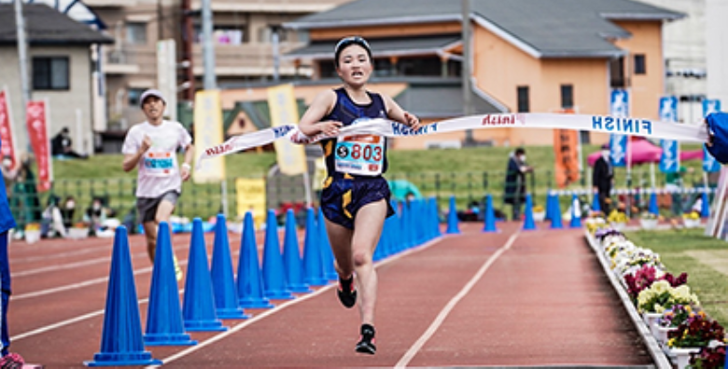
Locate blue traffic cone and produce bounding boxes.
[591,193,601,213]
[283,209,312,293]
[236,212,273,309]
[144,222,197,346]
[483,194,497,232]
[545,192,555,221]
[183,218,227,331]
[523,194,536,230]
[211,214,248,319]
[317,209,338,281]
[649,192,659,215]
[302,208,328,286]
[430,198,441,238]
[262,210,294,300]
[701,191,710,218]
[550,197,564,230]
[85,226,162,366]
[446,196,460,234]
[569,194,582,228]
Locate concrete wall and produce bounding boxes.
[706,0,728,106]
[0,46,95,156]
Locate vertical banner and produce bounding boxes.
[0,88,17,166]
[553,109,579,188]
[193,90,226,183]
[267,84,308,176]
[703,99,722,173]
[156,39,177,122]
[609,89,629,167]
[658,96,679,173]
[26,100,52,192]
[235,178,266,228]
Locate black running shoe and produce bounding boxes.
[355,324,376,354]
[337,276,357,308]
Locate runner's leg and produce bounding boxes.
[351,199,387,325]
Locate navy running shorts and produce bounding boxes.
[320,175,395,229]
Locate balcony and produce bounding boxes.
[192,42,308,77]
[101,44,157,76]
[190,0,348,13]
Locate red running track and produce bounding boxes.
[8,222,653,368]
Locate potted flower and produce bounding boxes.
[688,344,726,369]
[655,304,702,345]
[683,211,701,228]
[667,315,725,369]
[637,281,700,336]
[639,212,658,230]
[69,222,89,239]
[607,209,628,230]
[532,205,545,222]
[24,222,41,244]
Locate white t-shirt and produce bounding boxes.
[122,120,192,198]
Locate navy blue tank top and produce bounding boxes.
[321,88,389,177]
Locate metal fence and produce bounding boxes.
[7,167,714,233]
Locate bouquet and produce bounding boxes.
[607,209,628,224]
[25,223,40,231]
[683,211,700,221]
[532,205,544,213]
[640,212,658,220]
[667,315,725,349]
[637,280,699,313]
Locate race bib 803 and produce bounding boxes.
[334,135,384,176]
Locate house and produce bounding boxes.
[276,0,684,148]
[0,3,112,155]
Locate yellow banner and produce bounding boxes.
[267,84,308,175]
[235,178,267,228]
[193,90,226,183]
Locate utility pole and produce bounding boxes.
[157,0,163,40]
[461,0,473,144]
[201,0,216,90]
[14,0,30,151]
[181,0,194,102]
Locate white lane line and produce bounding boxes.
[394,231,520,368]
[12,246,111,264]
[150,235,448,367]
[12,253,147,278]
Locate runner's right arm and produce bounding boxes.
[122,135,152,172]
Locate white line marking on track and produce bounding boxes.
[150,235,449,367]
[12,253,147,278]
[394,231,520,368]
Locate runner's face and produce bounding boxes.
[142,96,165,121]
[336,45,372,87]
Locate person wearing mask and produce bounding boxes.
[504,147,533,221]
[51,127,87,159]
[592,144,614,215]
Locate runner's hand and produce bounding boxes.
[404,112,421,131]
[140,135,152,153]
[319,121,342,136]
[180,163,191,181]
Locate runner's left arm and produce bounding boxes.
[381,94,422,131]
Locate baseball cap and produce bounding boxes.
[139,89,166,107]
[334,36,372,67]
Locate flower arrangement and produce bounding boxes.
[640,212,658,220]
[73,222,87,229]
[689,344,726,369]
[667,315,725,349]
[683,211,700,221]
[25,223,40,231]
[585,217,607,234]
[637,280,699,314]
[532,205,544,213]
[624,265,688,300]
[607,209,628,224]
[658,304,703,328]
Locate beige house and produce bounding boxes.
[0,3,112,155]
[85,0,352,132]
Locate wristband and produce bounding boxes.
[181,163,191,170]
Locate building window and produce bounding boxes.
[126,22,147,44]
[517,86,529,112]
[561,84,574,108]
[194,25,247,45]
[610,57,626,88]
[634,54,646,75]
[128,88,145,106]
[32,57,69,90]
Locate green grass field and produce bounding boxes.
[624,228,728,328]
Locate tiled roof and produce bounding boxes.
[0,3,113,45]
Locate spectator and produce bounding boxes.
[51,127,87,159]
[41,195,67,238]
[61,196,76,230]
[0,156,18,198]
[592,143,614,215]
[503,147,533,221]
[665,165,692,215]
[83,197,108,236]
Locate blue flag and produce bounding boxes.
[610,89,629,167]
[703,99,722,172]
[659,96,679,173]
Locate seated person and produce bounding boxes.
[51,127,88,159]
